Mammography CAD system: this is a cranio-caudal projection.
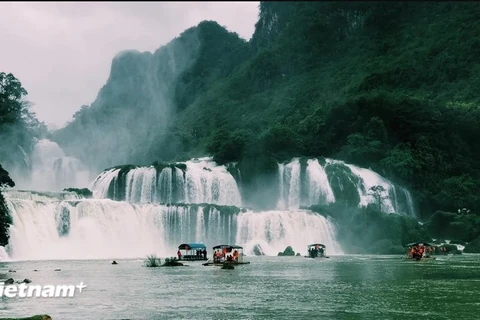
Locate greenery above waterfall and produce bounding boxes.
[49,2,480,221]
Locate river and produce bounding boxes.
[0,254,479,319]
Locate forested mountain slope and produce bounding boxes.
[53,2,480,218]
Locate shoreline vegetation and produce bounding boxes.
[0,316,52,320]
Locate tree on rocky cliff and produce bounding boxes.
[368,185,389,213]
[0,164,14,246]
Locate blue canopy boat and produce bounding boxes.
[177,243,208,261]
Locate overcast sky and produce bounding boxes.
[0,2,259,129]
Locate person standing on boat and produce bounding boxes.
[202,248,207,259]
[233,250,239,261]
[177,250,182,260]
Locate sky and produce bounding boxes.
[0,2,259,129]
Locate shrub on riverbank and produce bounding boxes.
[0,164,14,246]
[144,255,161,267]
[0,315,52,320]
[162,257,184,267]
[464,237,480,253]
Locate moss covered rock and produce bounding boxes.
[161,257,185,267]
[0,316,52,320]
[278,246,295,256]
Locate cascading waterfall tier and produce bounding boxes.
[3,191,341,260]
[277,157,417,216]
[21,139,91,191]
[91,157,242,206]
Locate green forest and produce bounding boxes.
[2,2,480,251]
[54,2,480,220]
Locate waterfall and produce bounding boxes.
[236,209,342,256]
[3,190,81,201]
[3,191,340,260]
[340,161,396,213]
[276,158,302,209]
[306,159,336,206]
[91,157,242,206]
[276,157,416,215]
[125,167,157,203]
[277,162,286,210]
[18,139,91,191]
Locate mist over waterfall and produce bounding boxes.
[277,157,417,216]
[91,157,242,206]
[3,191,340,260]
[11,139,91,192]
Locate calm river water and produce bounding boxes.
[0,254,479,319]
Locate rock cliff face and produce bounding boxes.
[54,27,200,171]
[54,21,248,173]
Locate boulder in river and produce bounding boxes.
[252,244,265,256]
[161,257,185,267]
[278,246,295,256]
[6,315,53,320]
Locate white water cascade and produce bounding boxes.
[0,152,421,262]
[236,210,342,256]
[91,157,242,206]
[3,191,340,260]
[277,157,417,216]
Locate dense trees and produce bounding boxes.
[0,72,47,171]
[54,2,480,224]
[0,164,14,246]
[0,72,45,246]
[174,2,480,220]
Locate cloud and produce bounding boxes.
[0,2,259,128]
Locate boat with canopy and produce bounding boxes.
[404,242,436,261]
[177,243,208,261]
[202,244,250,266]
[304,243,329,258]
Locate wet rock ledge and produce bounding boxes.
[0,315,52,320]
